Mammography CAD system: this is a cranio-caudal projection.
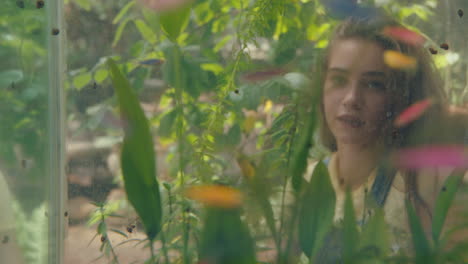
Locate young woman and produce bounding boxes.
[309,15,467,260]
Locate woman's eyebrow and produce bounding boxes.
[327,67,348,74]
[363,71,386,78]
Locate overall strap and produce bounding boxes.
[370,163,397,207]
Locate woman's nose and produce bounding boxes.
[342,84,363,110]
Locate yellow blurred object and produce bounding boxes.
[236,155,256,179]
[243,114,256,133]
[383,50,417,70]
[185,185,243,208]
[264,100,273,113]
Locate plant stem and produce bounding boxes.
[277,107,298,262]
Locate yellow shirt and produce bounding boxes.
[0,171,16,232]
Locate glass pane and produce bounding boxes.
[0,0,65,264]
[64,0,468,263]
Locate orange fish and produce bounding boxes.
[383,50,417,70]
[394,99,433,127]
[185,185,242,208]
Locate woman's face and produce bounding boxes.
[323,38,391,148]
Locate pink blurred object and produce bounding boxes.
[383,26,426,46]
[394,99,433,127]
[392,145,468,169]
[137,0,194,12]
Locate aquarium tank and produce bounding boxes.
[1,0,467,263]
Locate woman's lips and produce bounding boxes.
[337,115,365,128]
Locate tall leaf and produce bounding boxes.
[432,172,463,245]
[107,59,162,241]
[343,189,359,263]
[198,208,256,264]
[159,6,191,42]
[358,208,390,262]
[405,199,432,264]
[298,160,336,258]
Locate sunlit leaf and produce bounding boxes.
[383,26,426,46]
[394,99,433,127]
[298,160,336,258]
[392,145,468,169]
[359,208,390,260]
[432,172,463,245]
[185,185,243,209]
[384,50,417,70]
[107,59,162,241]
[73,72,92,90]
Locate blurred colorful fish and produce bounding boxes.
[382,26,426,46]
[137,0,194,12]
[185,185,243,209]
[392,145,468,169]
[394,99,433,127]
[383,50,417,70]
[440,43,449,50]
[241,68,286,83]
[139,59,165,66]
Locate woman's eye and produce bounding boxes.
[329,75,347,86]
[366,80,386,91]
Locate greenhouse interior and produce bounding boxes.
[1,0,467,263]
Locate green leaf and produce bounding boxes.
[199,208,256,264]
[290,108,316,192]
[343,189,359,262]
[107,59,162,241]
[359,208,390,258]
[110,228,129,238]
[159,6,191,42]
[73,72,92,90]
[298,160,336,258]
[432,172,463,245]
[97,221,107,235]
[94,68,108,84]
[134,19,157,44]
[0,70,23,87]
[158,108,177,138]
[405,199,432,264]
[113,0,136,24]
[112,17,131,47]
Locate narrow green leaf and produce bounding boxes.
[405,199,432,264]
[110,228,129,238]
[159,6,191,42]
[359,208,390,258]
[432,172,463,244]
[343,189,359,262]
[134,19,157,44]
[112,0,136,24]
[298,160,336,258]
[199,208,256,264]
[112,17,131,47]
[290,109,316,192]
[107,59,162,241]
